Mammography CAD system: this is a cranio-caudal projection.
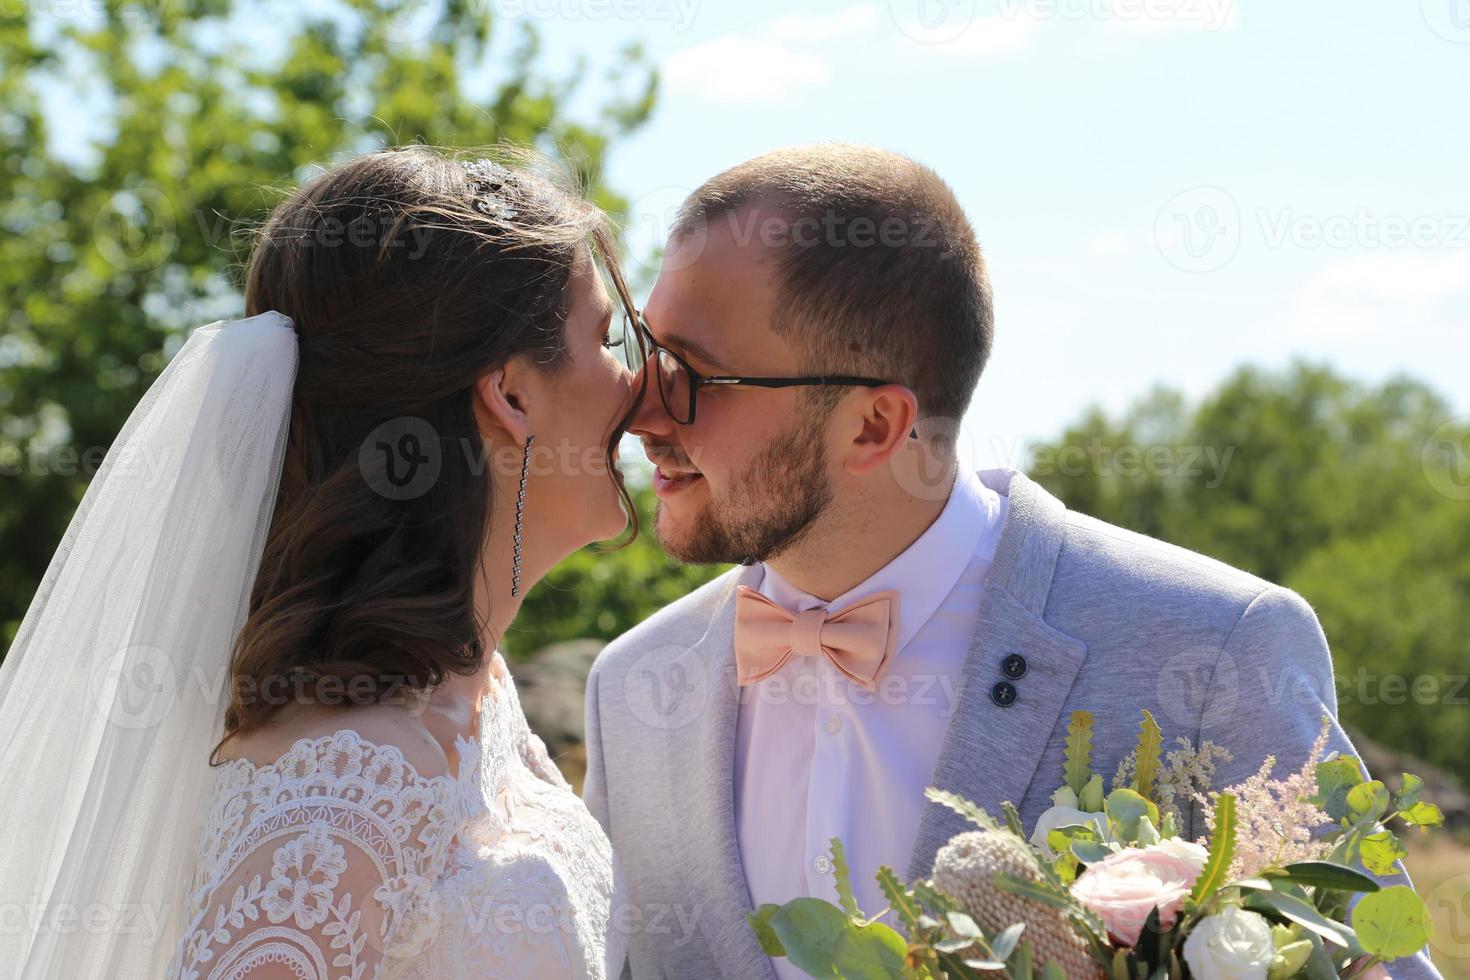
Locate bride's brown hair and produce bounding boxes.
[211,146,636,764]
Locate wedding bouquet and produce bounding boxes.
[747,710,1442,979]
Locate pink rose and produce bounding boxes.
[1071,841,1206,946]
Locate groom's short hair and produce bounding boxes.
[670,143,992,426]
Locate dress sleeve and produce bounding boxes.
[170,732,466,980]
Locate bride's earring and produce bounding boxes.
[511,434,534,597]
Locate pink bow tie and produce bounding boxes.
[733,586,900,690]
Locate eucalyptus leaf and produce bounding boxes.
[831,921,910,980]
[769,898,849,977]
[1314,757,1365,822]
[1346,780,1390,823]
[1400,801,1444,828]
[1352,885,1434,959]
[747,904,787,957]
[1358,831,1408,876]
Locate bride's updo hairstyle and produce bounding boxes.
[212,146,634,763]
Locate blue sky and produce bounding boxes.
[40,0,1470,471]
[532,0,1470,469]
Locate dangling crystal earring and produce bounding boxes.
[511,434,534,597]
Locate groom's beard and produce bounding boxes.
[655,408,833,566]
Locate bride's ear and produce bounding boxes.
[473,362,531,444]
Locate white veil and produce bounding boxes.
[0,311,298,977]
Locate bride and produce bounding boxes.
[0,146,649,978]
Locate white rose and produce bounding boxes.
[1150,836,1209,875]
[1029,804,1111,860]
[1183,908,1276,980]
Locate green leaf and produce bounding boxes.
[768,899,849,977]
[1314,757,1365,822]
[993,873,1076,913]
[875,865,922,933]
[925,787,1007,835]
[1395,773,1424,810]
[1400,801,1444,829]
[1192,792,1236,902]
[991,922,1026,962]
[1105,788,1159,844]
[1079,773,1106,813]
[747,904,787,957]
[1072,840,1114,865]
[913,879,962,916]
[1135,814,1161,847]
[1065,710,1095,796]
[1011,938,1034,980]
[828,838,860,919]
[1358,831,1408,876]
[1159,810,1181,839]
[1041,961,1066,980]
[1353,885,1434,959]
[1245,888,1359,950]
[947,911,982,940]
[1275,861,1382,893]
[832,921,910,980]
[1003,800,1027,839]
[1346,780,1390,823]
[1268,939,1315,980]
[1131,710,1163,803]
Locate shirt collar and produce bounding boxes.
[756,467,1004,655]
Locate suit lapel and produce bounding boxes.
[906,469,1089,880]
[676,563,779,980]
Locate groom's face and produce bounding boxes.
[629,210,836,564]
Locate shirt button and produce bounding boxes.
[990,681,1018,707]
[1002,653,1028,679]
[814,855,833,875]
[824,716,842,735]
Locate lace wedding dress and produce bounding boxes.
[167,652,625,980]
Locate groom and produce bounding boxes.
[583,144,1438,979]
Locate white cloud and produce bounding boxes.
[662,36,834,104]
[1283,251,1470,342]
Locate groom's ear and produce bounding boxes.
[472,360,532,444]
[843,384,919,477]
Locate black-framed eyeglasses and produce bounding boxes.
[603,261,901,427]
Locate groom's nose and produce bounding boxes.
[628,366,677,438]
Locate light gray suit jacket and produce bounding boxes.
[583,468,1440,979]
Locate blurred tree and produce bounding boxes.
[0,0,656,648]
[1028,362,1470,785]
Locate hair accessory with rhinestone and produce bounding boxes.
[463,159,518,221]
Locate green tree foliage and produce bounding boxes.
[1027,362,1470,785]
[0,0,655,646]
